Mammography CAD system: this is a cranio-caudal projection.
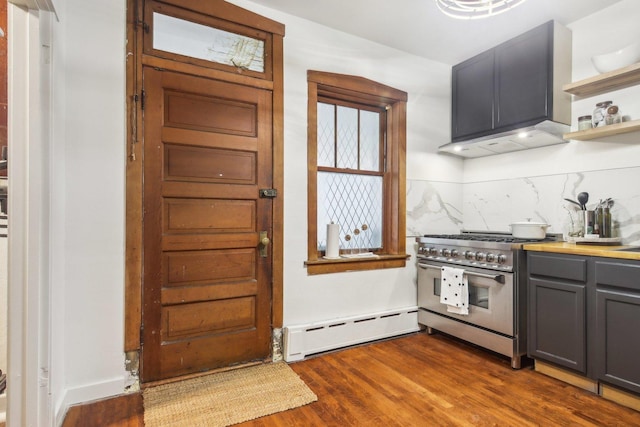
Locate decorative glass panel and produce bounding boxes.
[336,106,358,169]
[317,172,383,253]
[359,110,381,171]
[153,12,265,72]
[317,103,335,167]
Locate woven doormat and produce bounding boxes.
[143,362,317,427]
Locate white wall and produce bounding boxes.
[49,0,128,421]
[232,0,454,326]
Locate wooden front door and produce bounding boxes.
[141,67,273,381]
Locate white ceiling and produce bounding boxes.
[245,0,623,64]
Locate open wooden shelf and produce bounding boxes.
[563,62,640,97]
[563,62,640,141]
[563,118,640,141]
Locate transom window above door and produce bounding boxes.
[142,0,274,80]
[153,12,265,72]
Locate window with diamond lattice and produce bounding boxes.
[317,103,384,253]
[306,70,408,274]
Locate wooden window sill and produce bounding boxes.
[304,254,410,275]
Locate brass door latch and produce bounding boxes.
[259,231,270,257]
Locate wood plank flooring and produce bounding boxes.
[63,332,640,426]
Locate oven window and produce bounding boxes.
[434,278,489,310]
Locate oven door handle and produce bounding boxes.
[418,263,505,284]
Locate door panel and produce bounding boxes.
[164,90,258,135]
[164,198,256,233]
[164,249,255,285]
[162,297,256,340]
[165,145,256,183]
[142,67,273,381]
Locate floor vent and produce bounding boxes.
[283,307,419,362]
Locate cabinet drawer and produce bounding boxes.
[595,260,640,292]
[528,253,587,282]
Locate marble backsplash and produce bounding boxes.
[407,180,463,237]
[408,166,640,245]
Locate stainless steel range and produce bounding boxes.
[416,231,559,369]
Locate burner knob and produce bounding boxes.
[450,249,459,258]
[428,247,438,256]
[442,249,451,257]
[497,254,507,264]
[465,251,476,260]
[475,252,486,262]
[486,253,496,263]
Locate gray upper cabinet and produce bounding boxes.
[450,21,571,144]
[495,24,550,130]
[451,50,494,140]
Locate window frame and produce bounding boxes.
[305,70,408,275]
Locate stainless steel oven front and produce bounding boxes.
[417,261,514,336]
[417,258,524,368]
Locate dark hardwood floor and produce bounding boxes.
[63,332,640,426]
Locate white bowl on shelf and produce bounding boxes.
[591,42,640,74]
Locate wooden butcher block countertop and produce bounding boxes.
[523,241,640,260]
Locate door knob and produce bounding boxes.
[259,231,270,257]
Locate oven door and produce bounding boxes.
[417,259,514,336]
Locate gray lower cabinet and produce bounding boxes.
[528,253,588,374]
[527,252,640,396]
[594,260,640,394]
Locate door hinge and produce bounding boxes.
[136,19,149,33]
[140,325,144,346]
[140,90,146,111]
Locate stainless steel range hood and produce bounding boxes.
[438,120,570,158]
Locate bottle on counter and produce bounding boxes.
[600,207,612,238]
[596,207,612,238]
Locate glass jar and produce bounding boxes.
[593,101,612,127]
[578,115,593,130]
[605,105,621,125]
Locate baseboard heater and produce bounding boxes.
[283,307,420,362]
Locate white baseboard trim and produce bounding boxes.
[284,306,419,362]
[55,376,126,427]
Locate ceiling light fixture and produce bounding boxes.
[435,0,527,20]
